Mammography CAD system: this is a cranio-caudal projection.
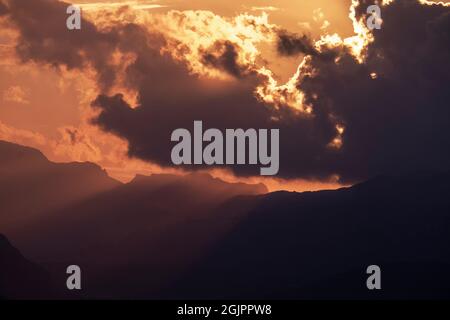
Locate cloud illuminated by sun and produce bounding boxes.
[73,1,166,11]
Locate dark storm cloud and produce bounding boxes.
[91,57,338,180]
[91,0,450,182]
[0,0,129,90]
[276,30,319,57]
[294,0,450,182]
[4,0,450,182]
[0,1,8,15]
[201,40,248,78]
[91,77,280,177]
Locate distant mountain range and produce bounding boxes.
[169,172,450,299]
[0,140,120,232]
[0,234,55,299]
[1,140,449,299]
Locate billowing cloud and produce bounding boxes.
[1,0,449,184]
[74,1,166,12]
[0,0,125,91]
[276,30,319,57]
[289,0,450,182]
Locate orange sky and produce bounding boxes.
[0,0,447,191]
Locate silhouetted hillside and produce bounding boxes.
[168,172,450,299]
[0,141,268,299]
[19,171,449,299]
[2,140,450,299]
[0,140,121,232]
[130,172,267,199]
[0,234,56,299]
[8,172,267,299]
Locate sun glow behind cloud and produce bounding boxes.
[73,1,166,11]
[74,0,373,184]
[2,0,449,189]
[0,0,377,188]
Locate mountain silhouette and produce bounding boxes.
[10,174,267,298]
[0,140,120,234]
[0,234,57,299]
[1,140,450,299]
[0,141,268,299]
[168,172,450,299]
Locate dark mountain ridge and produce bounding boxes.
[1,140,449,299]
[0,233,57,299]
[0,140,121,232]
[168,171,450,299]
[0,141,268,299]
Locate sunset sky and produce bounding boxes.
[0,0,449,191]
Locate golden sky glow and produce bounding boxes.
[1,0,448,191]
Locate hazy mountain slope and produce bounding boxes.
[0,140,121,232]
[0,234,57,299]
[2,140,450,299]
[169,172,450,299]
[8,172,266,298]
